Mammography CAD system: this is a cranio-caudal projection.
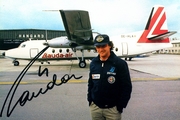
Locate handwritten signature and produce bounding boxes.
[0,46,83,117]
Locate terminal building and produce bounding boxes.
[162,37,180,54]
[158,34,180,55]
[0,29,66,50]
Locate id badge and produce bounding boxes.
[92,74,100,79]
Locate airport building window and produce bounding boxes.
[26,34,29,38]
[23,34,25,38]
[19,34,22,38]
[30,34,33,38]
[34,34,36,38]
[37,34,40,38]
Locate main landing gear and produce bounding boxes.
[125,57,133,61]
[79,60,86,68]
[73,48,86,68]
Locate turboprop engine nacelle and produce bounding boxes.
[44,36,73,48]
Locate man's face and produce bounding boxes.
[95,44,111,59]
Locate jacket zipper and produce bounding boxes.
[102,62,104,67]
[99,61,104,100]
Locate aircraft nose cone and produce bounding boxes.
[2,52,5,56]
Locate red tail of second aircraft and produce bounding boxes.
[138,5,176,43]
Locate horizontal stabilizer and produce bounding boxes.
[148,31,177,40]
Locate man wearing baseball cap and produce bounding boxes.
[87,34,132,120]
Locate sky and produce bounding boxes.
[0,0,180,36]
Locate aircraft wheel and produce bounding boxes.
[79,60,86,68]
[14,61,19,66]
[129,57,133,61]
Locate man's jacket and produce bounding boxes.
[88,51,132,113]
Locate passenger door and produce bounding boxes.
[122,42,128,55]
[30,48,39,58]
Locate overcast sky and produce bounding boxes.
[0,0,180,36]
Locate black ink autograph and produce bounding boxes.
[0,46,83,117]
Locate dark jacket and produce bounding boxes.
[87,51,132,113]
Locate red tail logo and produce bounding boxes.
[138,6,169,43]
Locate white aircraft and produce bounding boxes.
[2,5,176,68]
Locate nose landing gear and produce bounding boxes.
[13,60,19,66]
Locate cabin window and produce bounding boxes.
[66,49,69,53]
[59,49,62,53]
[121,35,125,38]
[52,49,55,53]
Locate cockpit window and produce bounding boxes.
[20,44,26,48]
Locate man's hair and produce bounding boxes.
[108,41,114,50]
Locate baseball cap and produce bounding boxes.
[94,34,110,46]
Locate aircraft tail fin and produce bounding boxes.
[138,5,176,43]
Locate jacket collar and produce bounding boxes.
[94,51,116,63]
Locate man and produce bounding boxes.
[87,34,132,120]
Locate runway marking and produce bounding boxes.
[0,78,179,85]
[132,77,180,81]
[0,81,28,85]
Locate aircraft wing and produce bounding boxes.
[148,31,177,40]
[60,10,94,46]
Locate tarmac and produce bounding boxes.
[0,54,180,120]
[0,54,180,84]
